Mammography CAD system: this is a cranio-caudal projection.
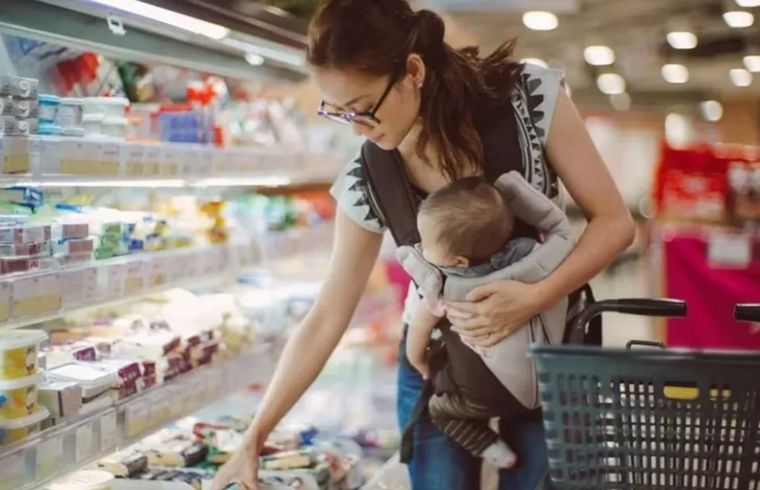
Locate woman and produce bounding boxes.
[213,1,634,489]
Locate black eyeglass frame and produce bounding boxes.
[317,69,404,127]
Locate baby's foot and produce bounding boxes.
[482,440,517,469]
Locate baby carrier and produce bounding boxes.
[359,101,601,463]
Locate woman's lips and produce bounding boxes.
[370,133,385,144]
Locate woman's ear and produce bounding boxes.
[406,53,426,88]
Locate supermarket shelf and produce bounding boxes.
[0,239,260,332]
[0,136,344,188]
[0,344,278,490]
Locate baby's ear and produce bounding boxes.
[454,256,470,268]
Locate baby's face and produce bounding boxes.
[418,214,461,268]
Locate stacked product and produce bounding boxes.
[0,75,39,137]
[0,329,50,446]
[0,216,55,275]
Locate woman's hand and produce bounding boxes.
[211,436,261,490]
[444,280,544,347]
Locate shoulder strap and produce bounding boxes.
[360,141,421,246]
[477,102,524,183]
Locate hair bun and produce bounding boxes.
[414,10,446,66]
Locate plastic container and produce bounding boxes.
[0,75,39,99]
[0,116,32,136]
[0,406,48,446]
[38,122,62,136]
[102,116,127,139]
[0,97,38,118]
[82,114,104,137]
[38,94,60,123]
[0,372,43,419]
[57,97,84,130]
[84,97,129,118]
[49,470,115,490]
[0,330,47,380]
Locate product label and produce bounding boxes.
[59,139,104,175]
[125,143,145,176]
[124,399,151,438]
[39,137,62,174]
[101,142,121,176]
[36,435,64,479]
[60,267,98,308]
[12,273,62,318]
[75,422,95,462]
[708,233,752,268]
[143,144,162,176]
[148,256,168,287]
[100,410,118,451]
[125,260,146,296]
[161,147,181,176]
[0,281,11,323]
[1,137,31,174]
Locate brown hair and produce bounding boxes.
[419,177,514,263]
[307,0,522,180]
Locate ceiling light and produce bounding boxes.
[521,57,548,67]
[596,73,626,95]
[522,11,559,31]
[665,113,692,147]
[700,100,723,122]
[88,0,230,39]
[667,31,698,50]
[661,64,689,84]
[744,55,760,72]
[584,45,615,66]
[245,53,265,66]
[723,11,754,28]
[222,37,306,69]
[735,0,760,7]
[730,68,753,86]
[610,93,631,111]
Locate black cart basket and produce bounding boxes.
[533,300,760,490]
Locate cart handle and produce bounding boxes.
[569,298,687,344]
[736,304,760,323]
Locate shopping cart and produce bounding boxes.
[533,299,760,490]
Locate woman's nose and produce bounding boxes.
[350,121,371,137]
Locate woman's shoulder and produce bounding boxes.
[511,63,567,146]
[329,154,386,234]
[517,63,566,94]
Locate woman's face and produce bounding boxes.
[313,61,422,150]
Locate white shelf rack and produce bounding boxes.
[0,344,278,490]
[0,136,343,188]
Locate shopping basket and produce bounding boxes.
[533,299,760,490]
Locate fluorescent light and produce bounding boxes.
[610,93,631,111]
[723,11,754,28]
[88,0,230,39]
[16,179,186,188]
[730,68,753,86]
[596,73,626,95]
[661,64,689,84]
[245,53,265,66]
[584,45,615,66]
[736,0,760,6]
[521,57,548,67]
[700,100,723,122]
[744,55,760,72]
[193,177,292,188]
[522,11,559,31]
[667,32,698,50]
[665,113,692,147]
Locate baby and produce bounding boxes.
[406,176,539,469]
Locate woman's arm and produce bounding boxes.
[445,89,635,345]
[212,209,383,489]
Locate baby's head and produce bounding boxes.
[418,177,515,268]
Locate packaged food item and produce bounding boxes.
[0,372,42,419]
[54,223,90,240]
[54,237,95,256]
[97,450,148,478]
[46,362,119,400]
[84,96,129,118]
[0,97,38,118]
[0,406,48,446]
[143,434,209,467]
[38,94,60,123]
[82,113,104,137]
[37,121,60,136]
[38,380,82,419]
[0,329,47,380]
[0,241,51,257]
[0,75,39,99]
[48,469,114,490]
[0,255,42,274]
[261,449,316,470]
[103,116,127,139]
[0,224,51,244]
[0,115,32,136]
[43,342,98,368]
[57,97,85,135]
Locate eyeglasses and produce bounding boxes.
[318,71,401,128]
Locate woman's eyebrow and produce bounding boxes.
[334,94,369,110]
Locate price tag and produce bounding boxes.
[60,267,97,308]
[0,449,27,490]
[124,143,145,176]
[708,233,752,268]
[75,422,95,462]
[125,260,146,295]
[12,273,62,318]
[100,411,118,451]
[124,399,151,438]
[36,435,64,479]
[148,257,168,287]
[106,263,126,299]
[1,136,31,174]
[39,137,62,175]
[150,391,171,426]
[100,142,121,176]
[162,146,181,176]
[143,144,162,176]
[0,281,10,323]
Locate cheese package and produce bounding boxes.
[97,450,149,478]
[38,380,83,419]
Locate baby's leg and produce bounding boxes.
[428,393,517,468]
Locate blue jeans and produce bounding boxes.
[397,349,549,489]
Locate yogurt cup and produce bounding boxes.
[38,95,60,124]
[82,114,104,137]
[0,406,48,446]
[102,116,127,139]
[57,98,84,131]
[84,97,129,118]
[0,330,48,380]
[48,469,115,490]
[0,372,42,419]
